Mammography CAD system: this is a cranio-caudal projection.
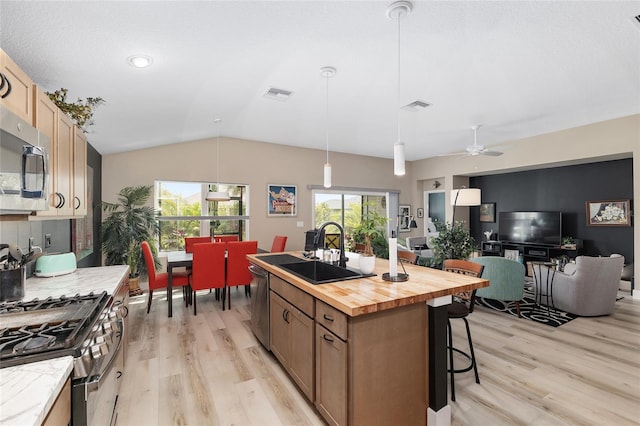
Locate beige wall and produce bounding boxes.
[104,114,638,291]
[102,138,412,251]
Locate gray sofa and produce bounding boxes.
[405,234,438,258]
[537,255,625,316]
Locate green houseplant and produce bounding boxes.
[351,206,389,257]
[47,88,105,131]
[101,185,159,295]
[430,221,476,269]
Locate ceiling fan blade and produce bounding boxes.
[437,151,467,157]
[481,150,503,156]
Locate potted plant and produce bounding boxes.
[101,185,159,296]
[352,205,389,273]
[430,221,476,269]
[47,88,105,131]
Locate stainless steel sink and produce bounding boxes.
[278,260,372,284]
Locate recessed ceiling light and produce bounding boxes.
[127,55,153,68]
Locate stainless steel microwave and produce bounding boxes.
[0,105,50,213]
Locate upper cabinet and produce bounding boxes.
[0,48,33,123]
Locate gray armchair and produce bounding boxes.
[538,255,624,316]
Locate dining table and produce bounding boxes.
[164,246,268,317]
[165,250,193,317]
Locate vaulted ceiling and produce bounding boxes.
[2,1,638,160]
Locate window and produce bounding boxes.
[313,190,393,249]
[155,181,249,251]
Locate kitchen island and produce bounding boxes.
[248,252,489,426]
[0,265,129,426]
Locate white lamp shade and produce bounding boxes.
[451,188,481,206]
[324,163,332,188]
[206,191,230,201]
[394,141,405,176]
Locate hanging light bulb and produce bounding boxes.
[321,66,336,188]
[387,1,412,176]
[206,118,231,201]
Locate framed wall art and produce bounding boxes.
[268,184,297,216]
[586,200,631,226]
[479,202,496,223]
[399,205,411,232]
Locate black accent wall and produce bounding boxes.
[76,142,102,268]
[469,158,633,263]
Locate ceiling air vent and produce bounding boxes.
[264,87,293,101]
[401,100,431,112]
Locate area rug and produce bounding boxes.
[475,284,577,327]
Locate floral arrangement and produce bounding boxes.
[46,88,105,131]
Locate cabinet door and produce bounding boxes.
[269,291,289,367]
[73,129,87,216]
[0,49,33,122]
[289,307,314,401]
[33,88,58,216]
[315,324,347,426]
[56,113,74,216]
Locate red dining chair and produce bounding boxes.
[225,240,258,309]
[185,236,211,253]
[190,242,226,315]
[141,241,190,314]
[214,235,239,243]
[270,235,288,252]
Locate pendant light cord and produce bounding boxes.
[396,10,401,143]
[215,118,221,189]
[326,73,330,164]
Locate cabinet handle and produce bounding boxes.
[74,196,81,210]
[57,193,66,208]
[323,334,334,343]
[116,371,123,379]
[323,314,334,322]
[0,73,6,96]
[0,73,11,99]
[282,309,290,324]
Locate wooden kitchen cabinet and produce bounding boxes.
[315,323,347,426]
[269,276,315,401]
[33,86,86,218]
[73,129,87,216]
[0,48,33,123]
[42,377,71,426]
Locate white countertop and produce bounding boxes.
[0,356,74,426]
[1,265,130,425]
[24,264,129,300]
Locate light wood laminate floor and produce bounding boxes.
[117,284,640,425]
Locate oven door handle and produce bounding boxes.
[86,318,124,393]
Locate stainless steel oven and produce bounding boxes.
[0,104,50,213]
[0,291,128,426]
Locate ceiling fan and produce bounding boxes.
[443,125,504,157]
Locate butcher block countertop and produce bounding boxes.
[248,251,489,316]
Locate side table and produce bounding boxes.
[531,261,557,314]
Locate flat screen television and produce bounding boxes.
[498,211,562,246]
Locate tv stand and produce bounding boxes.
[480,241,580,267]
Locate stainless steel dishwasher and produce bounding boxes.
[249,264,270,351]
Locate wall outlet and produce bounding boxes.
[44,234,52,248]
[29,237,34,252]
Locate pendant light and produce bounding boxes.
[321,66,336,188]
[206,117,231,201]
[387,1,412,176]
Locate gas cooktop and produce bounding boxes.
[0,292,109,368]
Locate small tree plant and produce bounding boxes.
[352,204,389,257]
[430,221,476,268]
[101,185,159,278]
